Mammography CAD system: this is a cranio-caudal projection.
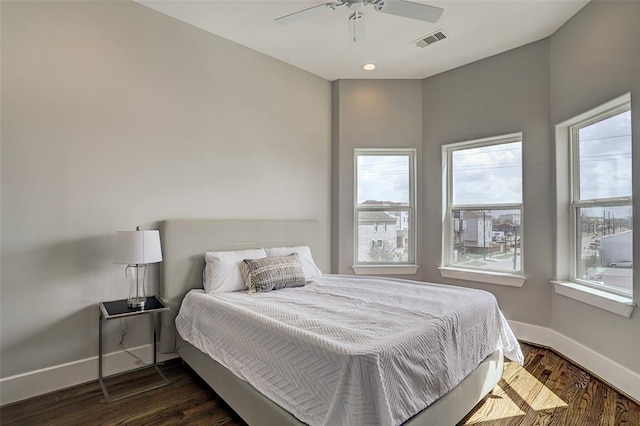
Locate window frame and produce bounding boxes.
[552,93,634,318]
[441,133,524,276]
[353,148,417,266]
[569,101,633,297]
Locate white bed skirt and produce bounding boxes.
[177,334,504,426]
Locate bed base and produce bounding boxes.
[161,219,504,425]
[177,335,503,426]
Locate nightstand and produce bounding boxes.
[98,295,170,402]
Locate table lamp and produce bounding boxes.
[114,226,163,308]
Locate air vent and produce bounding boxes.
[414,30,447,48]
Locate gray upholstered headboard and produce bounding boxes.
[159,219,327,353]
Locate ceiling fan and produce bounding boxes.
[274,0,444,46]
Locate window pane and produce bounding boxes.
[578,110,632,200]
[357,155,409,206]
[449,209,521,272]
[452,142,522,205]
[576,205,633,294]
[357,210,410,263]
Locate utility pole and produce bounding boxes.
[483,211,487,260]
[513,227,518,270]
[612,211,615,234]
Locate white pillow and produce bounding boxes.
[203,248,266,293]
[264,246,322,281]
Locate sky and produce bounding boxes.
[357,110,632,219]
[357,155,410,204]
[452,141,522,205]
[579,110,632,200]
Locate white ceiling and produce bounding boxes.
[137,0,589,81]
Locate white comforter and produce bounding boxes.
[176,275,522,426]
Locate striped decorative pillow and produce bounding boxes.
[240,253,307,293]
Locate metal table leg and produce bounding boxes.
[98,312,110,402]
[98,311,170,403]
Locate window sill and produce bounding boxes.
[438,267,526,287]
[352,265,420,275]
[551,281,635,318]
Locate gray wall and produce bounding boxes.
[334,1,638,374]
[332,80,423,275]
[2,0,638,389]
[421,40,553,327]
[549,0,640,373]
[424,0,639,372]
[0,1,331,377]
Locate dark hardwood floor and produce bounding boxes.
[1,343,638,425]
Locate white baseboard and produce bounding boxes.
[0,345,178,406]
[509,320,640,403]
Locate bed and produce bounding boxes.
[159,219,522,426]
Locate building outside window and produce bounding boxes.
[571,102,632,296]
[355,149,416,264]
[443,134,523,274]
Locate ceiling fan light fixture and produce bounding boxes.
[361,63,377,71]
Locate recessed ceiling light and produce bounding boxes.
[361,63,376,71]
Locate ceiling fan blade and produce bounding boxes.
[375,0,443,23]
[274,2,340,26]
[349,11,365,46]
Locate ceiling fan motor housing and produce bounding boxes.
[348,1,366,11]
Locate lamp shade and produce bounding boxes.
[114,229,163,265]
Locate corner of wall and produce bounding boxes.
[330,80,341,274]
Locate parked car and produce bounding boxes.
[609,261,633,268]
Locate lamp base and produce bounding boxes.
[127,298,146,309]
[126,264,148,310]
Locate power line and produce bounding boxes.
[454,165,522,171]
[579,133,631,142]
[580,152,631,158]
[358,159,408,168]
[360,171,408,177]
[455,160,521,168]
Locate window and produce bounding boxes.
[355,149,415,265]
[442,134,523,276]
[554,94,634,317]
[570,103,632,297]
